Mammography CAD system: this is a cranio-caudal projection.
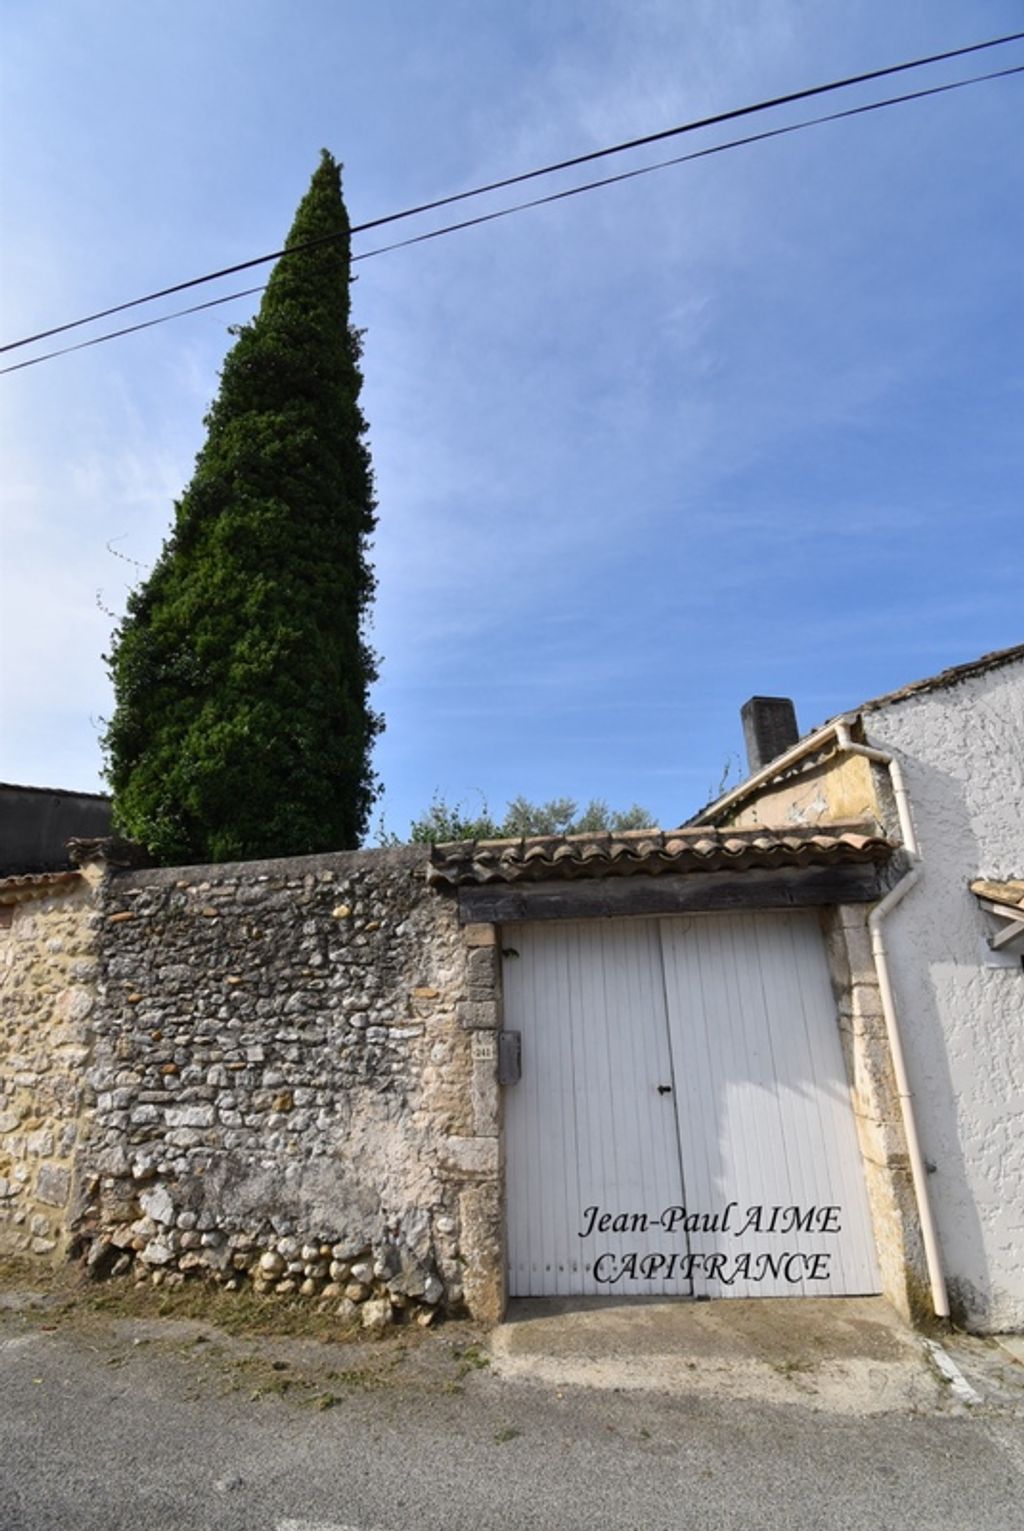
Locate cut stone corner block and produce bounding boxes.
[441,1136,501,1176]
[457,999,502,1030]
[462,922,498,947]
[465,944,503,1005]
[458,1181,506,1324]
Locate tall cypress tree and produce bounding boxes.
[103,151,381,864]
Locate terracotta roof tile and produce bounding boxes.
[428,822,892,888]
[970,878,1024,911]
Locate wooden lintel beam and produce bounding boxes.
[456,863,884,924]
[989,919,1024,952]
[978,898,1024,922]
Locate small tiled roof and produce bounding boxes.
[0,870,83,905]
[428,823,892,888]
[970,879,1024,911]
[0,781,111,800]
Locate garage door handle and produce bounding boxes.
[657,1084,673,1095]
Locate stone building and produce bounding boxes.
[692,643,1024,1332]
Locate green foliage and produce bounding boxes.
[574,800,656,834]
[501,795,578,836]
[398,793,656,844]
[401,793,502,844]
[103,151,381,864]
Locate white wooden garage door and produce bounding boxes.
[503,910,881,1300]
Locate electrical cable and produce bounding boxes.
[0,287,269,375]
[2,28,1022,357]
[2,61,1021,377]
[350,64,1024,263]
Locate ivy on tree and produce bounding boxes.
[104,151,381,864]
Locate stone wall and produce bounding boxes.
[821,905,928,1324]
[73,845,504,1325]
[5,817,984,1333]
[0,872,99,1260]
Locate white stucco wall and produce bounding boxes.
[863,656,1024,1332]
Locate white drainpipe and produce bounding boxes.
[833,721,949,1320]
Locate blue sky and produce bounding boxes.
[2,2,1022,838]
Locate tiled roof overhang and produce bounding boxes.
[428,823,893,889]
[970,878,1024,911]
[0,870,83,905]
[971,878,1024,954]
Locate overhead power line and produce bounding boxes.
[2,28,1022,358]
[351,65,1024,259]
[2,60,1022,378]
[0,287,269,375]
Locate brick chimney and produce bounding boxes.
[740,696,800,774]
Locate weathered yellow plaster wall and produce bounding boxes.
[0,875,99,1261]
[722,751,882,831]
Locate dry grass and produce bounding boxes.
[0,1254,364,1342]
[0,1254,494,1414]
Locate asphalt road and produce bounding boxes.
[2,1310,1023,1531]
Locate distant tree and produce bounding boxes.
[501,796,579,837]
[399,794,656,843]
[399,792,502,844]
[103,151,381,864]
[571,799,655,834]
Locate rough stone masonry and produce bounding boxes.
[1,844,505,1329]
[0,868,100,1260]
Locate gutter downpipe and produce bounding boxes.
[833,720,949,1321]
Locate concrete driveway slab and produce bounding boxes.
[491,1296,990,1414]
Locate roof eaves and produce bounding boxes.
[970,878,1024,911]
[687,717,854,827]
[427,822,892,889]
[0,782,112,801]
[692,643,1024,828]
[856,644,1024,715]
